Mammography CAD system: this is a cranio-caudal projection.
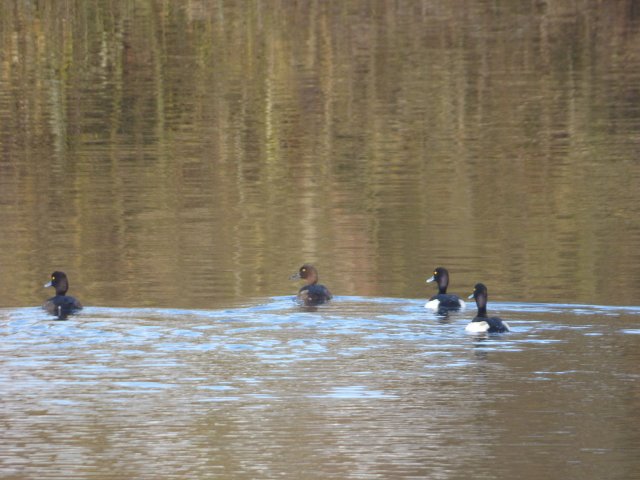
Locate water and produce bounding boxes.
[0,1,639,308]
[1,1,639,478]
[1,300,639,479]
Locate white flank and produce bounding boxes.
[465,321,489,333]
[425,299,440,310]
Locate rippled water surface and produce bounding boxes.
[2,300,639,479]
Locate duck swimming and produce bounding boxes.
[290,264,332,306]
[425,267,465,312]
[43,271,83,320]
[466,283,509,333]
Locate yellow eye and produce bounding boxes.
[433,271,437,275]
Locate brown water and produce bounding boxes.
[0,2,639,479]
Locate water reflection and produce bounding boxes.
[0,2,638,310]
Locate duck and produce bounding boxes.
[43,271,83,320]
[466,283,509,333]
[290,264,332,306]
[425,267,465,311]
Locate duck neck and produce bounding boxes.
[475,294,488,317]
[438,273,449,294]
[305,270,319,286]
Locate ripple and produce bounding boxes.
[1,298,639,480]
[311,385,398,399]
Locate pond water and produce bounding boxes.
[1,300,639,479]
[0,1,639,478]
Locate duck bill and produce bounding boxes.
[289,272,301,280]
[44,281,52,288]
[426,276,435,283]
[468,293,474,299]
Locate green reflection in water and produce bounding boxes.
[0,1,638,309]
